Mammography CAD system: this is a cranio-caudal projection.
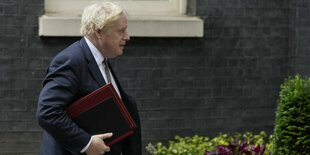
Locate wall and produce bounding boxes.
[289,0,310,75]
[0,0,44,153]
[1,0,310,154]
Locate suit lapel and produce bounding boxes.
[108,60,125,98]
[79,37,106,87]
[88,60,106,86]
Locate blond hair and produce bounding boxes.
[80,1,124,36]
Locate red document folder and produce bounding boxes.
[66,83,137,146]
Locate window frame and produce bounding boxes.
[45,0,187,16]
[39,0,204,37]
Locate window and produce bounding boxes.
[39,0,203,37]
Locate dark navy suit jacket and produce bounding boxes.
[37,37,141,155]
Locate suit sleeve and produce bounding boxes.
[37,54,91,153]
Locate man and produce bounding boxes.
[37,2,141,155]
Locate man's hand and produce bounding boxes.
[85,133,113,155]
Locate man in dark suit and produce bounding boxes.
[36,2,141,155]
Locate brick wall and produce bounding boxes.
[289,0,310,75]
[0,0,44,154]
[1,0,310,154]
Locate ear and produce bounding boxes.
[95,30,103,39]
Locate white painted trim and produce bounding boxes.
[45,0,187,16]
[39,14,204,37]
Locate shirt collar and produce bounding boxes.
[84,36,105,66]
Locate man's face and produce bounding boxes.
[98,13,130,58]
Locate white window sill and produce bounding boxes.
[38,14,204,37]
